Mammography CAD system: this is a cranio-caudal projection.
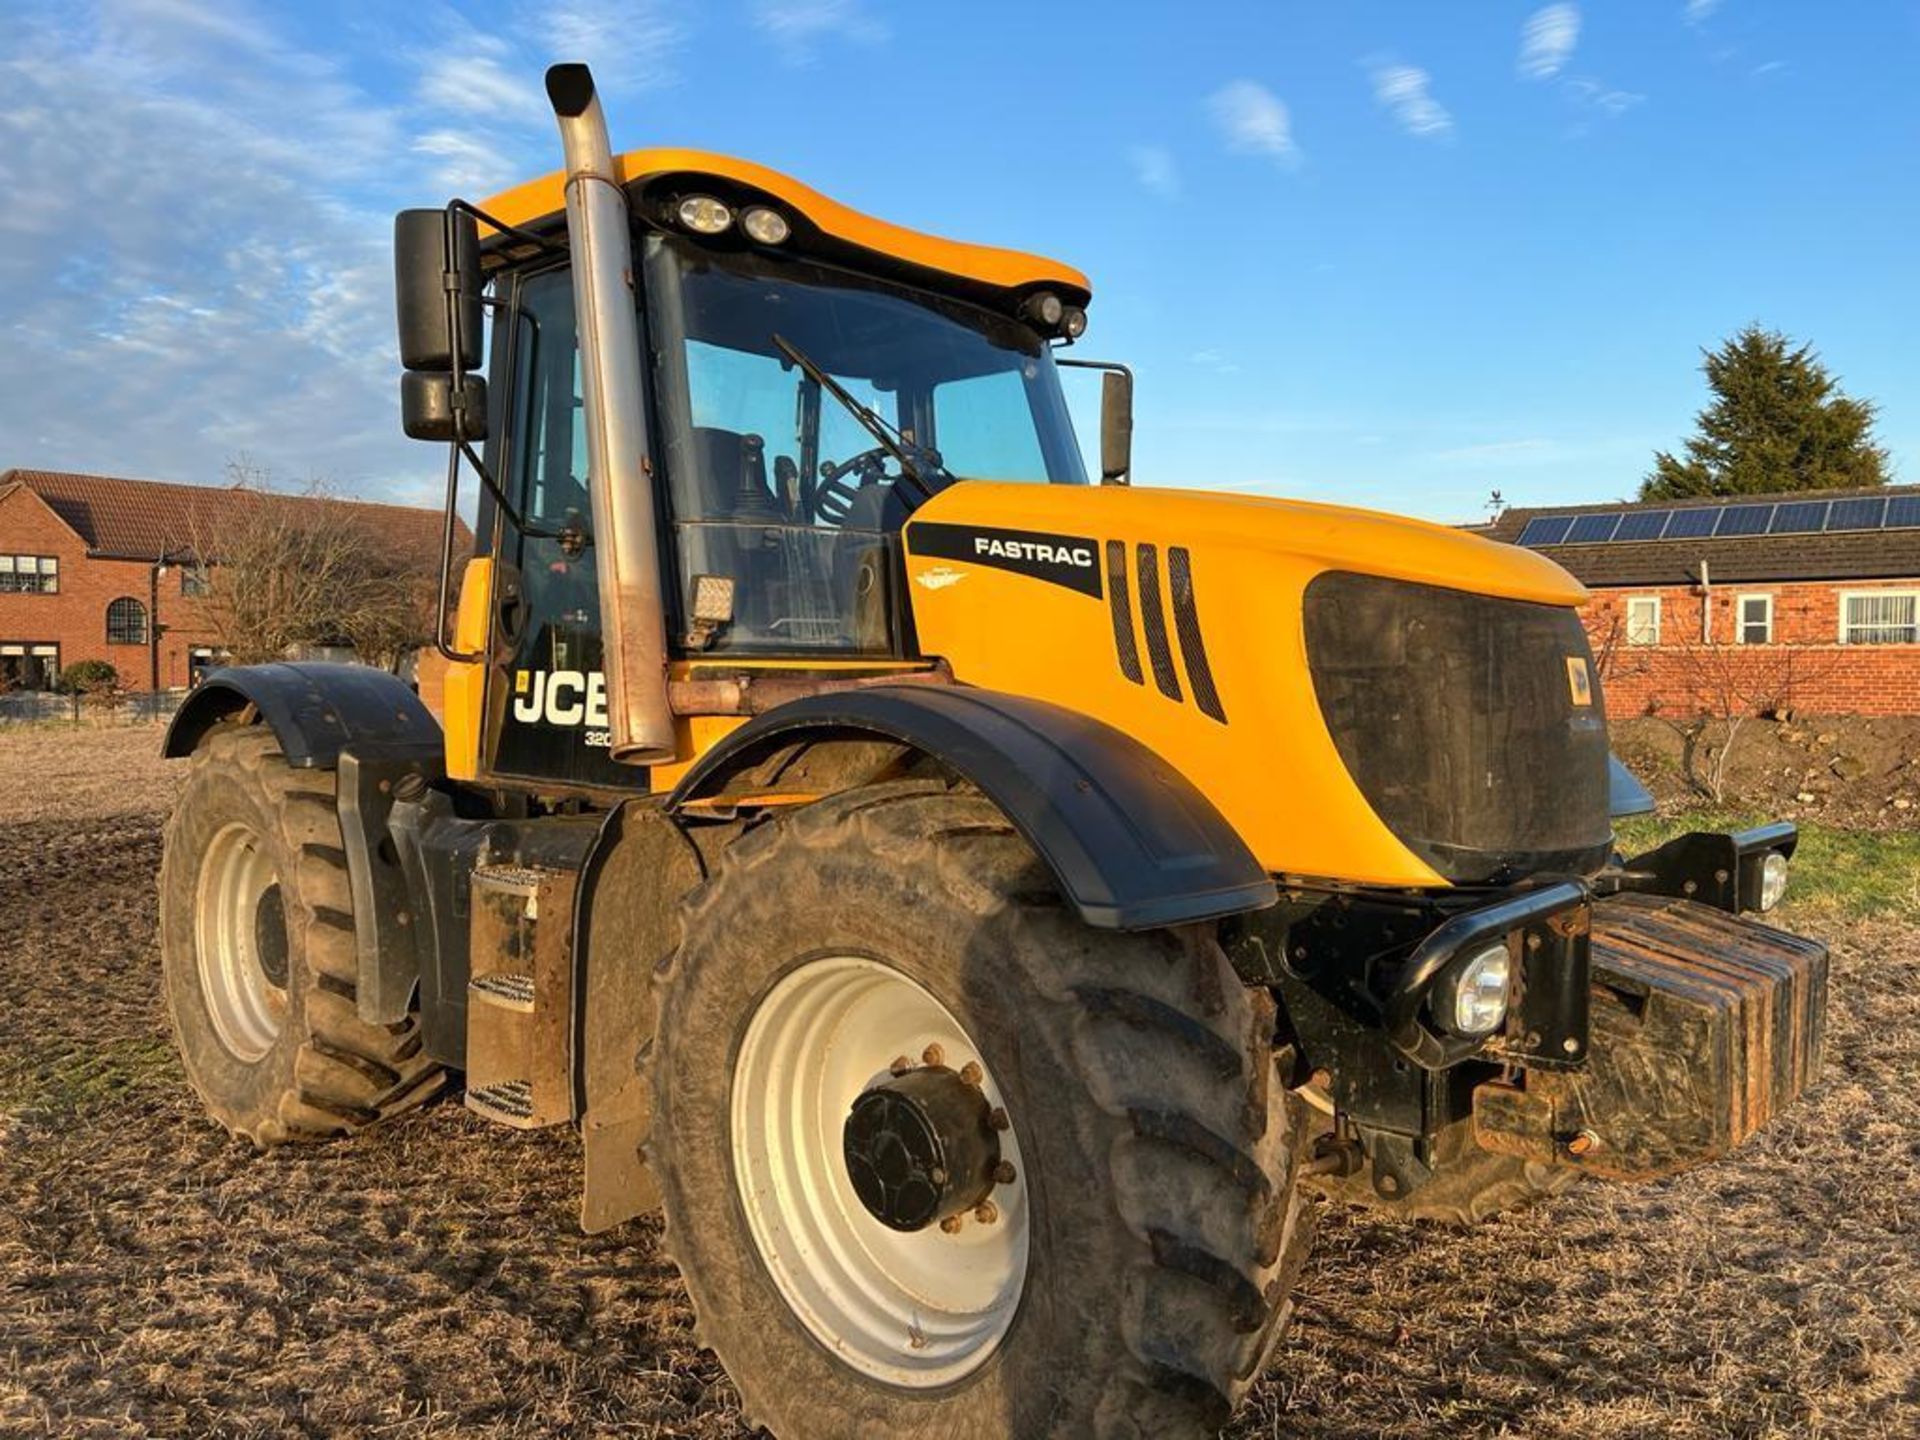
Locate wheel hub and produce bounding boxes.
[843,1065,1001,1232]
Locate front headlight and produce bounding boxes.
[1758,850,1789,911]
[1436,943,1512,1038]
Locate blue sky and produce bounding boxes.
[1,0,1915,522]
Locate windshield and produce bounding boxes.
[642,235,1086,654]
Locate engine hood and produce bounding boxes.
[901,481,1603,889]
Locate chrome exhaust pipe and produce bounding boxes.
[546,62,676,763]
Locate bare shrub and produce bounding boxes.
[189,462,447,672]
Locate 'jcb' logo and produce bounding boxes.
[513,670,610,730]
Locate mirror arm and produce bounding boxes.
[448,198,567,258]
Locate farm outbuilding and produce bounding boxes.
[1485,485,1920,717]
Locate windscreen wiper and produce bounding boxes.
[771,334,941,502]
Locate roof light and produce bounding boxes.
[677,195,733,236]
[1021,291,1064,328]
[741,206,791,245]
[1061,307,1087,340]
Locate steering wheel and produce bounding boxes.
[812,447,891,525]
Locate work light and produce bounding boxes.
[677,195,734,235]
[1022,291,1064,328]
[1061,307,1088,339]
[1436,943,1512,1039]
[741,206,791,245]
[1758,850,1789,911]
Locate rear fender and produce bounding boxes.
[164,663,444,1025]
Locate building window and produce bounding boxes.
[1839,591,1919,646]
[0,643,59,690]
[106,597,149,646]
[0,554,59,594]
[181,566,211,598]
[1736,593,1774,645]
[1625,595,1661,646]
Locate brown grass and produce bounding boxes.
[0,725,1913,1438]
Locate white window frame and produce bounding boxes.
[1838,589,1920,646]
[1735,592,1774,646]
[1624,595,1661,646]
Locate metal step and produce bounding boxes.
[469,971,536,1011]
[467,1078,535,1124]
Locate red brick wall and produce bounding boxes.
[1584,578,1920,717]
[0,487,220,692]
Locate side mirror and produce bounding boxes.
[1100,369,1133,485]
[394,208,482,374]
[402,371,489,443]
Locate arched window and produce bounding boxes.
[106,597,148,646]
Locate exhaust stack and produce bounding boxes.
[546,62,676,763]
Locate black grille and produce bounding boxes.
[1167,546,1225,723]
[1303,572,1612,883]
[1135,544,1182,702]
[1106,541,1143,685]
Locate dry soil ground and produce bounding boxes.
[1,725,1915,1439]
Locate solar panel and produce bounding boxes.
[1715,503,1775,537]
[1885,494,1920,529]
[1518,515,1575,546]
[1613,510,1671,541]
[1665,508,1720,539]
[1565,513,1622,543]
[1769,500,1829,534]
[1828,496,1887,531]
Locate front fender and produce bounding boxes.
[667,685,1276,931]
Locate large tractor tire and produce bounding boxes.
[647,780,1315,1440]
[159,724,443,1146]
[1304,1104,1576,1225]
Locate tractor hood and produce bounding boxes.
[902,481,1611,890]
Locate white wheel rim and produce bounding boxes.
[193,821,289,1062]
[731,955,1029,1388]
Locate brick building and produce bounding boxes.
[1484,485,1920,717]
[0,469,454,695]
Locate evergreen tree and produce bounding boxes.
[1641,326,1889,499]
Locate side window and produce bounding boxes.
[932,368,1048,482]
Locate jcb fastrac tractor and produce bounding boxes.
[159,63,1828,1439]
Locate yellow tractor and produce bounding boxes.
[158,63,1828,1439]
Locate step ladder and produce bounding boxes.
[464,863,577,1130]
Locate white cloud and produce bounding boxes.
[1129,144,1179,197]
[1566,77,1645,117]
[1685,0,1720,21]
[0,1,433,498]
[414,130,521,194]
[416,54,548,127]
[1519,4,1581,80]
[752,0,888,67]
[1368,62,1454,139]
[1207,80,1299,164]
[1189,349,1240,376]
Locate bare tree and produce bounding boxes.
[189,462,446,672]
[1645,639,1835,804]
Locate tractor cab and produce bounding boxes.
[397,110,1115,795]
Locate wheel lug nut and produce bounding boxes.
[929,1166,947,1186]
[959,1061,983,1086]
[888,1055,912,1076]
[939,1214,964,1234]
[921,1043,945,1068]
[988,1107,1009,1131]
[973,1200,999,1226]
[993,1160,1017,1185]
